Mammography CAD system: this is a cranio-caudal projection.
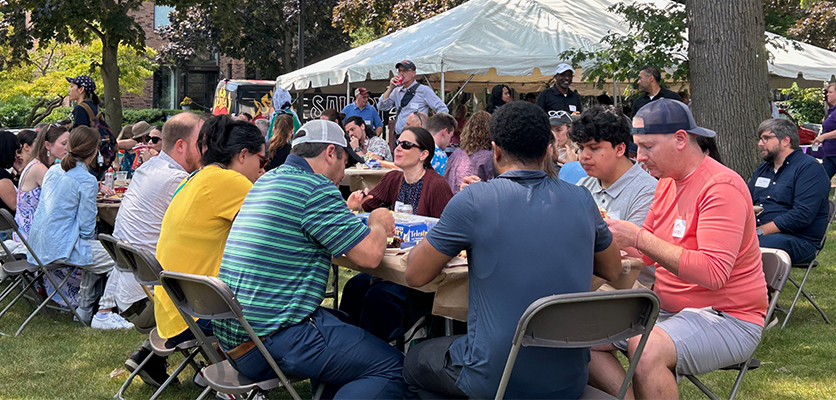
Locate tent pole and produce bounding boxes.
[613,80,619,106]
[441,60,446,104]
[446,74,476,108]
[346,78,350,105]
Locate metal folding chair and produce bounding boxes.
[495,289,660,400]
[159,270,324,400]
[114,241,206,400]
[684,248,792,400]
[781,199,834,328]
[0,209,87,336]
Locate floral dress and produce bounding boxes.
[14,160,42,241]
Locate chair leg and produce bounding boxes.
[149,347,201,400]
[196,386,213,400]
[313,380,325,400]
[114,349,155,400]
[782,265,814,328]
[16,267,84,336]
[0,272,42,322]
[685,375,722,400]
[727,360,752,400]
[332,264,340,310]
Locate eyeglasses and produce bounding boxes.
[548,110,572,119]
[758,134,777,143]
[147,136,161,144]
[396,140,422,151]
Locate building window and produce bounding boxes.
[154,5,175,29]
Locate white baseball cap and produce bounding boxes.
[555,63,574,75]
[292,120,365,165]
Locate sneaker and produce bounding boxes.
[766,316,779,330]
[124,347,170,389]
[91,311,134,330]
[192,368,208,389]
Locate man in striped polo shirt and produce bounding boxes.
[213,120,405,398]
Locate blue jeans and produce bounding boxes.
[228,307,406,399]
[758,233,819,265]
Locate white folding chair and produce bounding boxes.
[684,248,792,400]
[495,289,660,400]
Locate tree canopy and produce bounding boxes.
[332,0,466,46]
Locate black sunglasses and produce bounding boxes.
[396,140,422,151]
[146,136,161,144]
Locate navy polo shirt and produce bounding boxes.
[426,169,612,399]
[341,102,383,130]
[748,149,830,246]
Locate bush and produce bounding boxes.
[122,108,185,125]
[779,83,826,124]
[0,96,38,128]
[39,107,74,124]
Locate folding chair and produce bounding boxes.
[114,241,206,400]
[495,289,660,400]
[684,248,792,400]
[781,199,834,328]
[159,270,324,400]
[0,209,87,336]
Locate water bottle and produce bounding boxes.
[104,167,114,189]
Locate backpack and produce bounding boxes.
[78,102,118,179]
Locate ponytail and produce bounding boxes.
[61,126,99,172]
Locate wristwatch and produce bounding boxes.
[756,227,763,236]
[354,147,362,153]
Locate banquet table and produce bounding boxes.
[333,251,644,322]
[97,201,120,226]
[340,167,391,192]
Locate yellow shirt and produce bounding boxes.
[154,165,253,338]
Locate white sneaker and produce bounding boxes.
[90,311,134,330]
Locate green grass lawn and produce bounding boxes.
[1,238,835,399]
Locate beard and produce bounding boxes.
[761,147,779,163]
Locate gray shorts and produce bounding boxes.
[615,307,763,378]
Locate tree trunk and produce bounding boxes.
[101,37,123,130]
[687,0,771,178]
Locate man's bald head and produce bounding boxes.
[162,112,203,152]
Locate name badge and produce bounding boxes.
[755,177,771,188]
[672,219,686,238]
[568,105,577,112]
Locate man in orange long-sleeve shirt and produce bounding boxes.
[589,99,768,399]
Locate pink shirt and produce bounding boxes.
[643,156,767,326]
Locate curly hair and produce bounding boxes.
[569,105,632,153]
[460,110,492,156]
[490,101,551,163]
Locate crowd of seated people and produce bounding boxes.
[3,62,832,400]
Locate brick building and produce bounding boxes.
[121,1,246,110]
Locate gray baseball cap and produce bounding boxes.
[292,120,364,166]
[632,98,715,137]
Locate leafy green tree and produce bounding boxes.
[787,0,836,50]
[0,0,150,129]
[0,40,155,126]
[332,0,466,46]
[157,0,350,78]
[779,83,826,123]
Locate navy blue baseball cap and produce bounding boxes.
[632,98,715,137]
[66,75,96,94]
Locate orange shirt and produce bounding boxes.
[643,156,767,326]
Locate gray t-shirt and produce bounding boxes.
[426,169,612,399]
[578,162,657,284]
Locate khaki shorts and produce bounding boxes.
[615,307,762,378]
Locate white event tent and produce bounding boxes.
[276,0,836,100]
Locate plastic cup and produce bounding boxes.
[115,171,128,181]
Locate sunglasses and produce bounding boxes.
[548,110,572,119]
[146,136,161,144]
[252,150,269,169]
[396,140,422,151]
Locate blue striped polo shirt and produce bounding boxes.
[213,154,370,349]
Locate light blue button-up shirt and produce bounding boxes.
[28,163,98,267]
[378,81,449,134]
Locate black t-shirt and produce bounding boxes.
[264,145,291,172]
[536,86,583,114]
[72,101,98,128]
[0,169,15,213]
[631,87,683,117]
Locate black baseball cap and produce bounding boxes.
[66,75,96,94]
[395,60,416,71]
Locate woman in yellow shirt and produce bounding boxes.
[154,115,267,344]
